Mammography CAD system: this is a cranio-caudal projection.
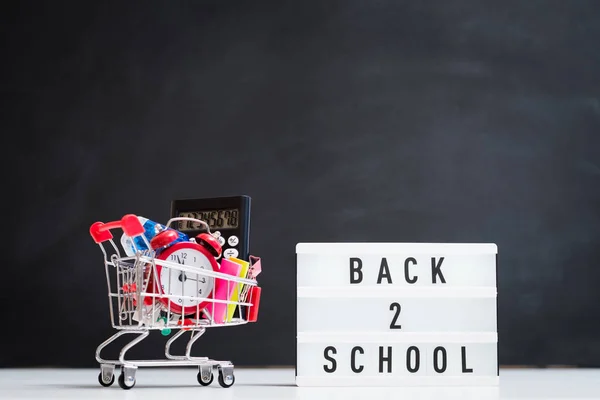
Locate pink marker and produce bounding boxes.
[210,258,241,324]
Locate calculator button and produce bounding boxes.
[223,248,239,259]
[227,235,239,247]
[217,236,226,246]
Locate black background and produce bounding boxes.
[3,0,600,367]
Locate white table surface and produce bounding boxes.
[1,367,599,400]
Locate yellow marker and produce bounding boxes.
[226,257,250,322]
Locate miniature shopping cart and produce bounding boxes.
[89,214,262,390]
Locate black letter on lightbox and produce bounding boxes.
[377,257,393,284]
[404,257,417,284]
[431,257,446,284]
[379,346,392,373]
[351,346,364,373]
[323,346,337,373]
[406,346,420,373]
[350,257,363,284]
[433,346,447,373]
[462,346,473,373]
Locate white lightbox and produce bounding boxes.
[296,243,498,387]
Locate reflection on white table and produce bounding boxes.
[1,368,599,400]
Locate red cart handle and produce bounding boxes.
[90,214,145,243]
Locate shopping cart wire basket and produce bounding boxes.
[89,213,262,389]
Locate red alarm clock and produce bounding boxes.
[148,230,221,316]
[195,233,222,258]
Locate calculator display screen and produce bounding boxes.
[177,209,239,231]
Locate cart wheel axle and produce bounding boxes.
[98,372,114,387]
[218,369,235,388]
[118,371,136,390]
[197,371,214,386]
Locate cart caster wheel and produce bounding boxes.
[118,373,136,390]
[197,371,214,386]
[218,370,235,388]
[98,372,114,387]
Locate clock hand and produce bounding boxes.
[185,275,207,284]
[175,255,188,282]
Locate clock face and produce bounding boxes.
[155,242,216,315]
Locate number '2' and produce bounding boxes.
[389,302,402,329]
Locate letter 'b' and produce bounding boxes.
[350,257,363,284]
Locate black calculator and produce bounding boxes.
[170,195,251,262]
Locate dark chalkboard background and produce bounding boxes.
[3,0,600,368]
